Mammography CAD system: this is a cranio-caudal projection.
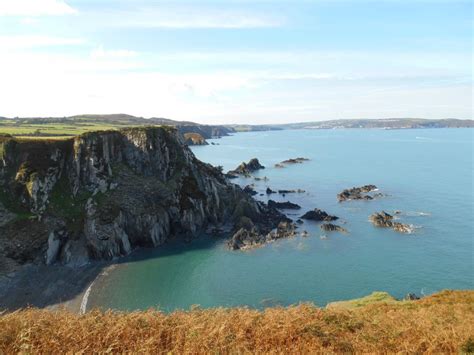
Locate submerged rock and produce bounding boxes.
[337,185,379,202]
[369,211,413,234]
[268,200,301,210]
[301,208,338,221]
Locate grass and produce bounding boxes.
[327,291,398,309]
[0,290,472,353]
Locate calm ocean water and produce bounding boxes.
[88,128,473,311]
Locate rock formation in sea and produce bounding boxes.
[274,157,309,168]
[320,223,348,233]
[280,157,310,164]
[278,189,305,194]
[267,200,301,210]
[227,158,265,177]
[266,187,276,194]
[0,128,288,269]
[301,209,338,221]
[369,211,413,233]
[337,184,379,201]
[228,220,296,250]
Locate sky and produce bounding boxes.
[0,0,472,124]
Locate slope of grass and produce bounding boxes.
[327,291,398,309]
[0,290,472,353]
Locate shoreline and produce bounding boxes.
[0,262,109,313]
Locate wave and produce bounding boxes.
[79,281,95,314]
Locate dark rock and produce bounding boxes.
[301,209,338,221]
[268,200,301,210]
[296,219,304,224]
[266,187,276,194]
[320,223,348,233]
[228,158,265,176]
[337,185,379,202]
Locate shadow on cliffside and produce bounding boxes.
[0,234,223,312]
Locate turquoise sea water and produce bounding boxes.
[88,128,473,311]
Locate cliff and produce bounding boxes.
[0,127,283,269]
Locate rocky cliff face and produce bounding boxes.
[0,128,284,269]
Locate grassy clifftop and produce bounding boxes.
[0,290,472,353]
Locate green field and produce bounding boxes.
[0,120,124,138]
[0,116,168,138]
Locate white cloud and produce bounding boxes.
[90,46,138,59]
[0,0,77,16]
[95,7,282,29]
[0,35,85,49]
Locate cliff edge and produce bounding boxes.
[0,127,284,270]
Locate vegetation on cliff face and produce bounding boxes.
[0,290,472,353]
[0,127,285,272]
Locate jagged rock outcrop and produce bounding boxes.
[301,209,338,221]
[227,158,265,177]
[0,128,287,268]
[337,185,380,202]
[268,200,301,210]
[369,211,413,233]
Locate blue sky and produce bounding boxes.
[0,0,471,123]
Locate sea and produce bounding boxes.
[87,128,473,311]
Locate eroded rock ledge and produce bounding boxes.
[0,128,287,269]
